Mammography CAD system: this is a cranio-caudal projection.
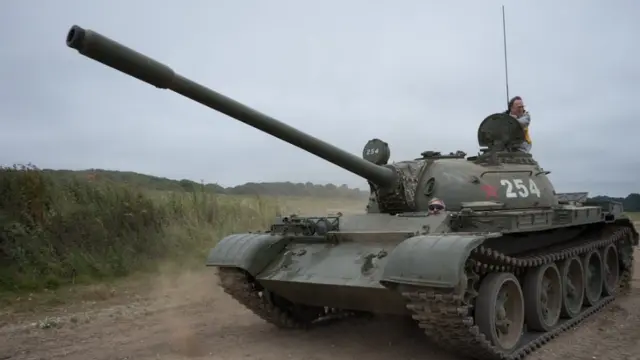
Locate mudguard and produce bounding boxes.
[205,233,288,276]
[381,232,501,288]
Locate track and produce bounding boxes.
[401,225,635,360]
[217,267,363,329]
[1,227,639,360]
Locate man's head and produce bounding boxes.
[428,197,446,215]
[507,96,525,118]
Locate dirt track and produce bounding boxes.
[2,251,640,360]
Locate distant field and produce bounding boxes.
[255,195,366,216]
[627,212,640,222]
[145,190,367,216]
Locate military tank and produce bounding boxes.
[66,25,639,360]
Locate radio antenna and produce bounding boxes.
[501,5,510,106]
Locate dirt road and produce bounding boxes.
[2,251,640,360]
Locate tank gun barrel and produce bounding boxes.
[65,25,397,187]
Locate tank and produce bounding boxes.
[66,25,639,360]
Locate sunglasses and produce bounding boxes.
[428,204,445,211]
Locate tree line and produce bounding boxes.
[42,168,370,199]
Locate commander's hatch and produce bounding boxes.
[477,113,526,152]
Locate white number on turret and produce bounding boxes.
[364,148,380,156]
[500,178,541,198]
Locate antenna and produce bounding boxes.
[501,5,510,106]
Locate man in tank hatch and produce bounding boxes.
[427,198,446,215]
[504,96,532,153]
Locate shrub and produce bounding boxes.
[0,164,280,292]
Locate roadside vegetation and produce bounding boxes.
[0,164,282,294]
[0,164,367,298]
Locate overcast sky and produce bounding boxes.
[1,0,638,197]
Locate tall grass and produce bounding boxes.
[0,164,280,292]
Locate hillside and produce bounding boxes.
[42,168,369,199]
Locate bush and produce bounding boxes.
[0,164,280,292]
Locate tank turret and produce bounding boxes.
[66,25,558,214]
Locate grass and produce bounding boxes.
[0,164,366,302]
[0,164,278,294]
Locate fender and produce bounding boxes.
[205,233,288,276]
[380,232,501,289]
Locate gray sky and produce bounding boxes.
[1,0,638,197]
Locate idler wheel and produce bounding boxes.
[523,263,562,331]
[475,272,525,353]
[582,249,604,306]
[558,256,585,319]
[601,244,620,296]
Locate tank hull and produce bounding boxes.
[256,240,409,315]
[208,204,639,360]
[207,212,454,314]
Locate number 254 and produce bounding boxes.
[500,178,541,198]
